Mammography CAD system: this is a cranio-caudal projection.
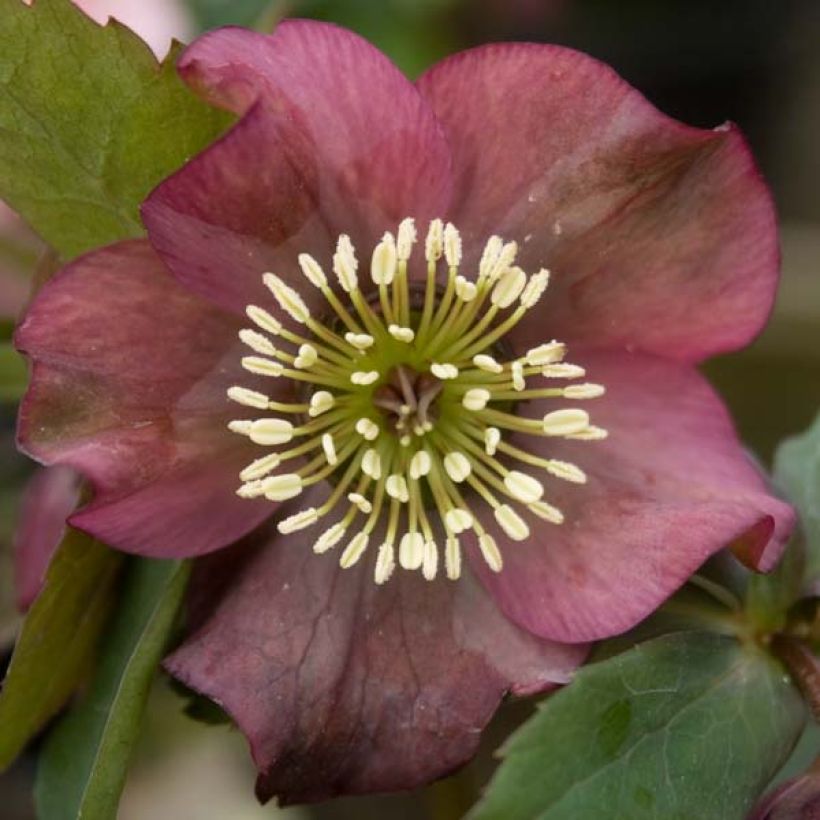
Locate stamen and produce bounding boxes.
[231,220,606,585]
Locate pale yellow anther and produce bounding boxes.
[491,265,527,308]
[246,304,282,335]
[511,360,526,392]
[308,390,335,417]
[355,418,380,440]
[542,363,586,379]
[563,383,606,399]
[351,370,380,386]
[227,386,269,409]
[340,533,369,568]
[298,253,327,288]
[347,492,372,514]
[484,427,501,456]
[444,222,462,267]
[228,420,253,436]
[430,362,459,380]
[396,218,417,261]
[313,523,346,554]
[371,233,397,285]
[263,273,310,323]
[445,536,462,580]
[567,425,609,441]
[236,480,268,498]
[294,343,318,369]
[344,332,375,350]
[473,354,504,374]
[478,533,503,572]
[445,508,473,533]
[249,418,293,445]
[278,507,319,534]
[422,540,439,581]
[526,341,566,366]
[529,500,564,524]
[361,448,382,479]
[399,532,424,570]
[542,408,590,436]
[333,234,358,293]
[374,542,396,584]
[425,218,444,263]
[239,328,277,356]
[409,449,432,479]
[463,388,491,411]
[494,505,530,541]
[263,473,303,501]
[546,460,587,484]
[242,356,284,378]
[388,325,415,343]
[240,453,281,482]
[386,474,409,502]
[322,433,338,466]
[504,471,544,503]
[444,451,472,483]
[487,241,518,282]
[478,235,503,279]
[454,276,478,302]
[520,269,550,309]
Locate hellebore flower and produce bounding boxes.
[15,21,793,802]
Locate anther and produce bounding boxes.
[351,370,380,385]
[263,473,303,501]
[278,508,319,533]
[444,452,472,483]
[345,332,375,350]
[430,363,459,380]
[263,273,310,323]
[313,523,346,553]
[355,418,380,440]
[333,234,358,293]
[308,391,335,417]
[239,328,277,356]
[399,532,424,570]
[542,408,590,436]
[227,386,269,409]
[504,471,544,503]
[526,341,566,366]
[340,533,369,568]
[322,433,338,466]
[463,388,491,411]
[371,233,397,285]
[388,325,415,343]
[248,418,293,445]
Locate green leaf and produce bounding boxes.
[0,0,231,259]
[35,558,190,820]
[470,632,806,820]
[0,530,122,770]
[775,411,820,591]
[0,342,27,402]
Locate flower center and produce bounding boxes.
[227,218,607,584]
[372,365,443,436]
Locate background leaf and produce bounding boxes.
[0,0,230,259]
[34,558,190,820]
[0,343,27,403]
[470,631,806,820]
[0,530,122,770]
[774,411,820,593]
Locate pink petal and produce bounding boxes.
[166,498,584,804]
[417,44,779,363]
[469,351,794,643]
[13,465,82,611]
[15,240,275,558]
[143,21,451,315]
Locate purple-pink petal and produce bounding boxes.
[469,351,793,643]
[166,493,584,804]
[15,240,275,558]
[13,465,81,611]
[417,43,779,363]
[143,20,451,316]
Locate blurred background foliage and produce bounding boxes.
[1,0,819,817]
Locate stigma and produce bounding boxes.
[227,218,607,584]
